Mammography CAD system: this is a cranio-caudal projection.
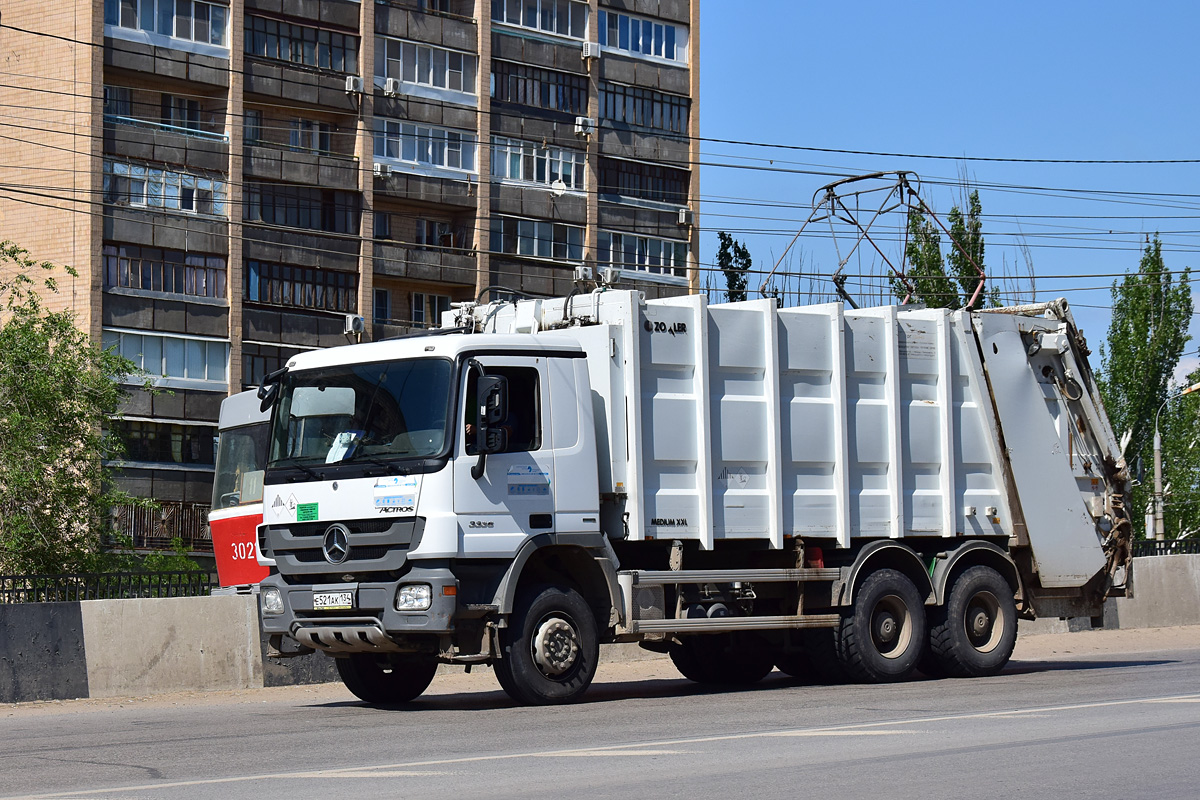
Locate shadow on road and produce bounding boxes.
[307,656,1179,713]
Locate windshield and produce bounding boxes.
[212,422,270,508]
[269,358,453,468]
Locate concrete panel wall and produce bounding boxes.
[1109,554,1200,629]
[0,603,89,703]
[79,596,263,698]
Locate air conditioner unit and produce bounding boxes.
[581,41,601,60]
[574,116,595,137]
[677,207,693,226]
[345,75,364,94]
[383,77,402,97]
[343,314,366,335]
[373,162,392,178]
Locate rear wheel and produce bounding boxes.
[335,653,438,704]
[670,634,774,685]
[926,566,1017,677]
[494,584,599,705]
[837,568,926,683]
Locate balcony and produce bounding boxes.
[104,115,229,173]
[104,36,229,88]
[373,240,475,285]
[244,144,360,191]
[244,58,360,112]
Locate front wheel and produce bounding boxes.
[494,584,599,705]
[926,566,1017,678]
[837,568,926,683]
[336,653,438,704]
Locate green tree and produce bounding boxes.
[1098,235,1193,538]
[716,231,752,303]
[0,242,158,574]
[893,191,995,309]
[1156,366,1200,541]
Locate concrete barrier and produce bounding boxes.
[0,602,88,703]
[79,596,263,698]
[2,553,1199,703]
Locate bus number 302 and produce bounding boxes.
[230,541,256,560]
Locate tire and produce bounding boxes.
[669,634,775,685]
[336,653,438,705]
[926,566,1017,678]
[493,584,599,705]
[837,568,926,683]
[774,629,845,684]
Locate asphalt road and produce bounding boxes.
[4,628,1200,800]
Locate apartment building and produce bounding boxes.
[0,0,699,550]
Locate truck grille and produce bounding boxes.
[264,517,424,575]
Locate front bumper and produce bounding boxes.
[259,562,457,654]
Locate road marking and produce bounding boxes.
[769,730,916,737]
[307,771,447,778]
[539,749,686,757]
[15,691,1200,799]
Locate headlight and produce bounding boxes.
[395,583,432,611]
[261,586,284,615]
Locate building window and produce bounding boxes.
[289,119,332,154]
[373,288,391,325]
[243,343,303,390]
[491,136,585,191]
[411,292,451,328]
[599,81,689,135]
[374,119,476,172]
[490,216,583,261]
[243,183,360,234]
[490,60,587,115]
[597,9,686,63]
[244,109,263,145]
[415,219,454,250]
[103,244,226,299]
[374,37,477,94]
[490,0,588,39]
[598,157,688,205]
[373,211,392,240]
[161,94,201,133]
[103,85,132,117]
[102,329,229,384]
[113,420,216,466]
[244,15,358,73]
[103,160,227,216]
[598,231,688,279]
[103,0,229,47]
[246,260,358,313]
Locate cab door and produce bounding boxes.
[452,356,555,556]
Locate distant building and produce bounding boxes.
[0,0,700,550]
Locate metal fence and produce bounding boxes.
[1132,539,1200,557]
[0,571,215,604]
[111,502,213,553]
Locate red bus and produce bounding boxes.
[209,391,272,588]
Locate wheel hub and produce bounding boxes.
[532,616,580,677]
[870,594,912,658]
[964,591,1003,652]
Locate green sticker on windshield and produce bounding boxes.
[297,502,318,522]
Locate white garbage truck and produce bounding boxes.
[256,290,1131,705]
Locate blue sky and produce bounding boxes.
[698,1,1200,376]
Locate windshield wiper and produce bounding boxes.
[280,460,321,481]
[345,453,405,474]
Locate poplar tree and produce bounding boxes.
[1098,235,1193,538]
[716,231,752,303]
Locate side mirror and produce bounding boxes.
[475,375,509,455]
[479,375,508,424]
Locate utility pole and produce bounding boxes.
[1153,381,1200,541]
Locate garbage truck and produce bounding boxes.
[255,290,1132,705]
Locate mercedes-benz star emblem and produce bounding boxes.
[322,524,351,565]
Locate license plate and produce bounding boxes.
[313,590,354,610]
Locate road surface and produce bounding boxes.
[3,626,1199,800]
